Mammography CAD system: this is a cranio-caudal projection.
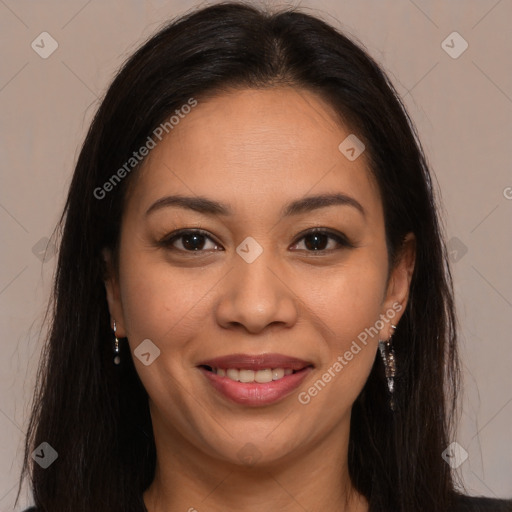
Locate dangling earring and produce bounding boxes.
[378,324,397,411]
[113,320,121,365]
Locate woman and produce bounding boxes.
[17,2,512,511]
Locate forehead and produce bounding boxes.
[125,87,382,221]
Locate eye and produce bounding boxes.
[159,227,353,254]
[159,229,222,252]
[290,228,353,252]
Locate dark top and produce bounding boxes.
[454,495,512,511]
[22,494,512,511]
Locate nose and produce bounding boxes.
[214,250,299,334]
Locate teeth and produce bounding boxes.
[239,369,255,382]
[272,368,284,380]
[255,369,273,383]
[212,367,299,383]
[226,368,239,381]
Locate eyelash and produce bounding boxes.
[158,227,354,254]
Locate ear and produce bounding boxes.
[379,232,416,340]
[102,248,127,338]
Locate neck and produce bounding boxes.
[143,412,368,512]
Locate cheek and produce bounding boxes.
[296,256,387,349]
[291,254,386,411]
[119,257,211,346]
[117,253,215,419]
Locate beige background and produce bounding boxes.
[1,0,511,509]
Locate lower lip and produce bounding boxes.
[199,366,313,406]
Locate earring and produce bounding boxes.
[113,320,121,365]
[378,324,397,411]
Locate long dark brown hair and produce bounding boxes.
[18,2,466,510]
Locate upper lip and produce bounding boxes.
[197,353,313,371]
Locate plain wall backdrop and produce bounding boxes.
[0,0,511,509]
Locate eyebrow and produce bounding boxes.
[145,192,366,219]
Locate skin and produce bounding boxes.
[103,87,415,512]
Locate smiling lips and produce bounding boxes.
[197,353,314,406]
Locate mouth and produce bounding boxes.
[197,353,314,406]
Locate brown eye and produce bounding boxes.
[159,228,353,254]
[291,229,353,252]
[160,229,222,252]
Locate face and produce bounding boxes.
[104,87,415,468]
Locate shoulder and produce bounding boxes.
[453,493,512,511]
